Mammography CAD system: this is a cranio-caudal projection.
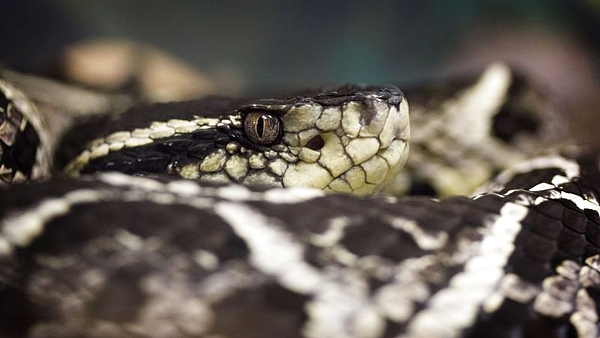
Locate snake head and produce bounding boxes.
[63,86,409,195]
[224,85,410,194]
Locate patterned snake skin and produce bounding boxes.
[0,66,598,338]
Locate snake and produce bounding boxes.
[0,64,598,338]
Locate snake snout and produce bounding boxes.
[282,86,410,195]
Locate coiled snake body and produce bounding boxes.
[0,65,598,338]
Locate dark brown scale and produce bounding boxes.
[585,219,600,248]
[556,225,588,256]
[523,232,559,261]
[561,207,588,233]
[527,212,564,240]
[534,199,566,219]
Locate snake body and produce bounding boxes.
[0,65,598,338]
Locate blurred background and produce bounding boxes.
[0,0,598,142]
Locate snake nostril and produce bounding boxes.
[306,135,325,150]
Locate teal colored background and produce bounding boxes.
[1,0,597,89]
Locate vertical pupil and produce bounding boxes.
[256,116,265,137]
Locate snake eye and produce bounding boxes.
[243,112,281,145]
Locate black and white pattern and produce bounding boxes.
[0,66,597,338]
[1,153,600,338]
[0,79,50,183]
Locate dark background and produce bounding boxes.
[0,0,598,143]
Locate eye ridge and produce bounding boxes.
[243,112,282,145]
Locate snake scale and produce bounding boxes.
[0,64,598,338]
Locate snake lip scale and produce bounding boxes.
[0,66,599,338]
